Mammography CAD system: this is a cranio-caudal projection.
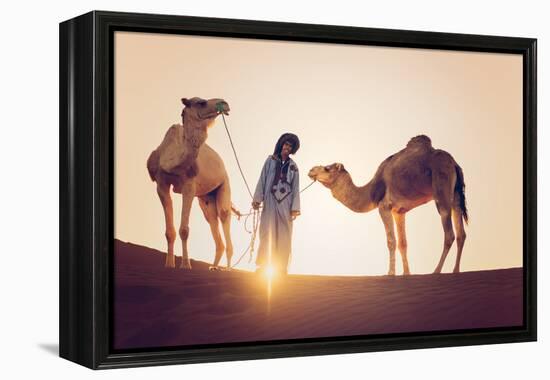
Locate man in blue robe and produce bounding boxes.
[252,133,301,275]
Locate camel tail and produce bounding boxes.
[454,164,468,224]
[147,150,160,182]
[231,204,242,219]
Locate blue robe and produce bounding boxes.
[253,155,300,272]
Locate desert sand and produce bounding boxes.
[113,239,523,350]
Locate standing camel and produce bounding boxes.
[147,97,234,270]
[308,135,468,275]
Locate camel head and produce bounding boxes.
[308,163,347,188]
[181,97,230,127]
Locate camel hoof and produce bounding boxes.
[209,266,231,272]
[453,268,460,274]
[403,270,411,276]
[180,260,192,270]
[165,256,176,268]
[387,270,396,276]
[433,268,442,274]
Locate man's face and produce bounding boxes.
[281,141,293,157]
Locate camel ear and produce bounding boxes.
[335,163,345,171]
[181,98,190,107]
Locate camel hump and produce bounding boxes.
[406,135,432,149]
[158,124,188,174]
[161,124,184,144]
[147,149,160,181]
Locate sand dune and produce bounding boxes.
[113,240,523,350]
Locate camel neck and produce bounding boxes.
[182,120,208,149]
[330,173,378,213]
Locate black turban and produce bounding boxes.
[273,133,300,157]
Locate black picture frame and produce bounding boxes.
[59,10,537,369]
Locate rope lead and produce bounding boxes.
[221,113,254,199]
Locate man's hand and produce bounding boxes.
[291,210,300,221]
[252,201,261,210]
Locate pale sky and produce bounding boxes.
[115,31,523,276]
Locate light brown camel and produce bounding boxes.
[308,135,468,275]
[147,97,235,270]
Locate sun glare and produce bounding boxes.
[265,239,273,314]
[264,264,275,281]
[265,266,273,315]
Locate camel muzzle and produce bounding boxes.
[216,101,230,115]
[307,169,318,180]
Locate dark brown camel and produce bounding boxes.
[308,135,468,275]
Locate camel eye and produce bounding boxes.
[198,100,207,107]
[324,166,331,171]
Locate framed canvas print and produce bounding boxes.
[59,11,537,369]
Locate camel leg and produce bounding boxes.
[393,211,410,275]
[434,186,455,273]
[198,196,225,268]
[433,207,454,274]
[216,181,234,268]
[179,180,196,270]
[379,205,397,276]
[432,161,456,274]
[156,182,176,268]
[452,207,467,273]
[220,216,233,269]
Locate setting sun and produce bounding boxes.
[264,264,275,281]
